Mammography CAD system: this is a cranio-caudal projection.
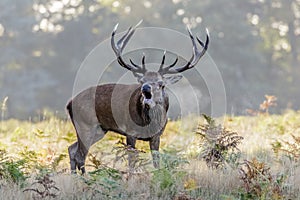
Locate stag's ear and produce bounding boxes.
[137,76,145,83]
[164,75,183,85]
[134,73,144,83]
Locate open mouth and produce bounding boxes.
[144,94,151,99]
[143,91,152,99]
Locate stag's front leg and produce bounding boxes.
[149,135,160,168]
[126,136,137,169]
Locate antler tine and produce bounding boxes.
[121,27,137,52]
[129,53,147,71]
[196,28,210,55]
[130,59,141,68]
[118,20,143,54]
[187,26,199,55]
[117,26,133,51]
[175,27,198,72]
[159,50,166,72]
[159,27,209,75]
[168,57,178,69]
[158,52,179,74]
[141,54,146,71]
[111,23,119,54]
[111,21,147,75]
[111,24,132,71]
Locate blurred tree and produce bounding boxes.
[248,0,300,108]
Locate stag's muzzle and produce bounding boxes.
[141,84,155,109]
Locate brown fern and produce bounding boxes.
[23,174,59,199]
[196,114,243,169]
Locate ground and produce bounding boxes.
[0,110,300,199]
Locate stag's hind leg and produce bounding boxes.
[68,141,79,173]
[68,121,106,174]
[68,139,89,174]
[67,87,106,174]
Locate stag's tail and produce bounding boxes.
[66,101,73,120]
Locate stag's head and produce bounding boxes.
[137,71,181,109]
[111,22,209,109]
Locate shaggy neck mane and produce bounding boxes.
[129,87,167,135]
[141,103,164,125]
[139,98,166,135]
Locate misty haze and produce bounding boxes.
[0,0,299,119]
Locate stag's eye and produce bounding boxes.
[158,81,164,89]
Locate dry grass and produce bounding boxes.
[0,111,300,199]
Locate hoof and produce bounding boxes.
[80,166,86,175]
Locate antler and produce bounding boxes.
[111,20,146,77]
[158,27,209,75]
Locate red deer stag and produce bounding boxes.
[67,23,209,174]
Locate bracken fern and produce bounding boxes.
[196,114,243,169]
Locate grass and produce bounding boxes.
[0,110,300,199]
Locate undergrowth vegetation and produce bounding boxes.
[0,108,300,199]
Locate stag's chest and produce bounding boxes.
[94,84,168,139]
